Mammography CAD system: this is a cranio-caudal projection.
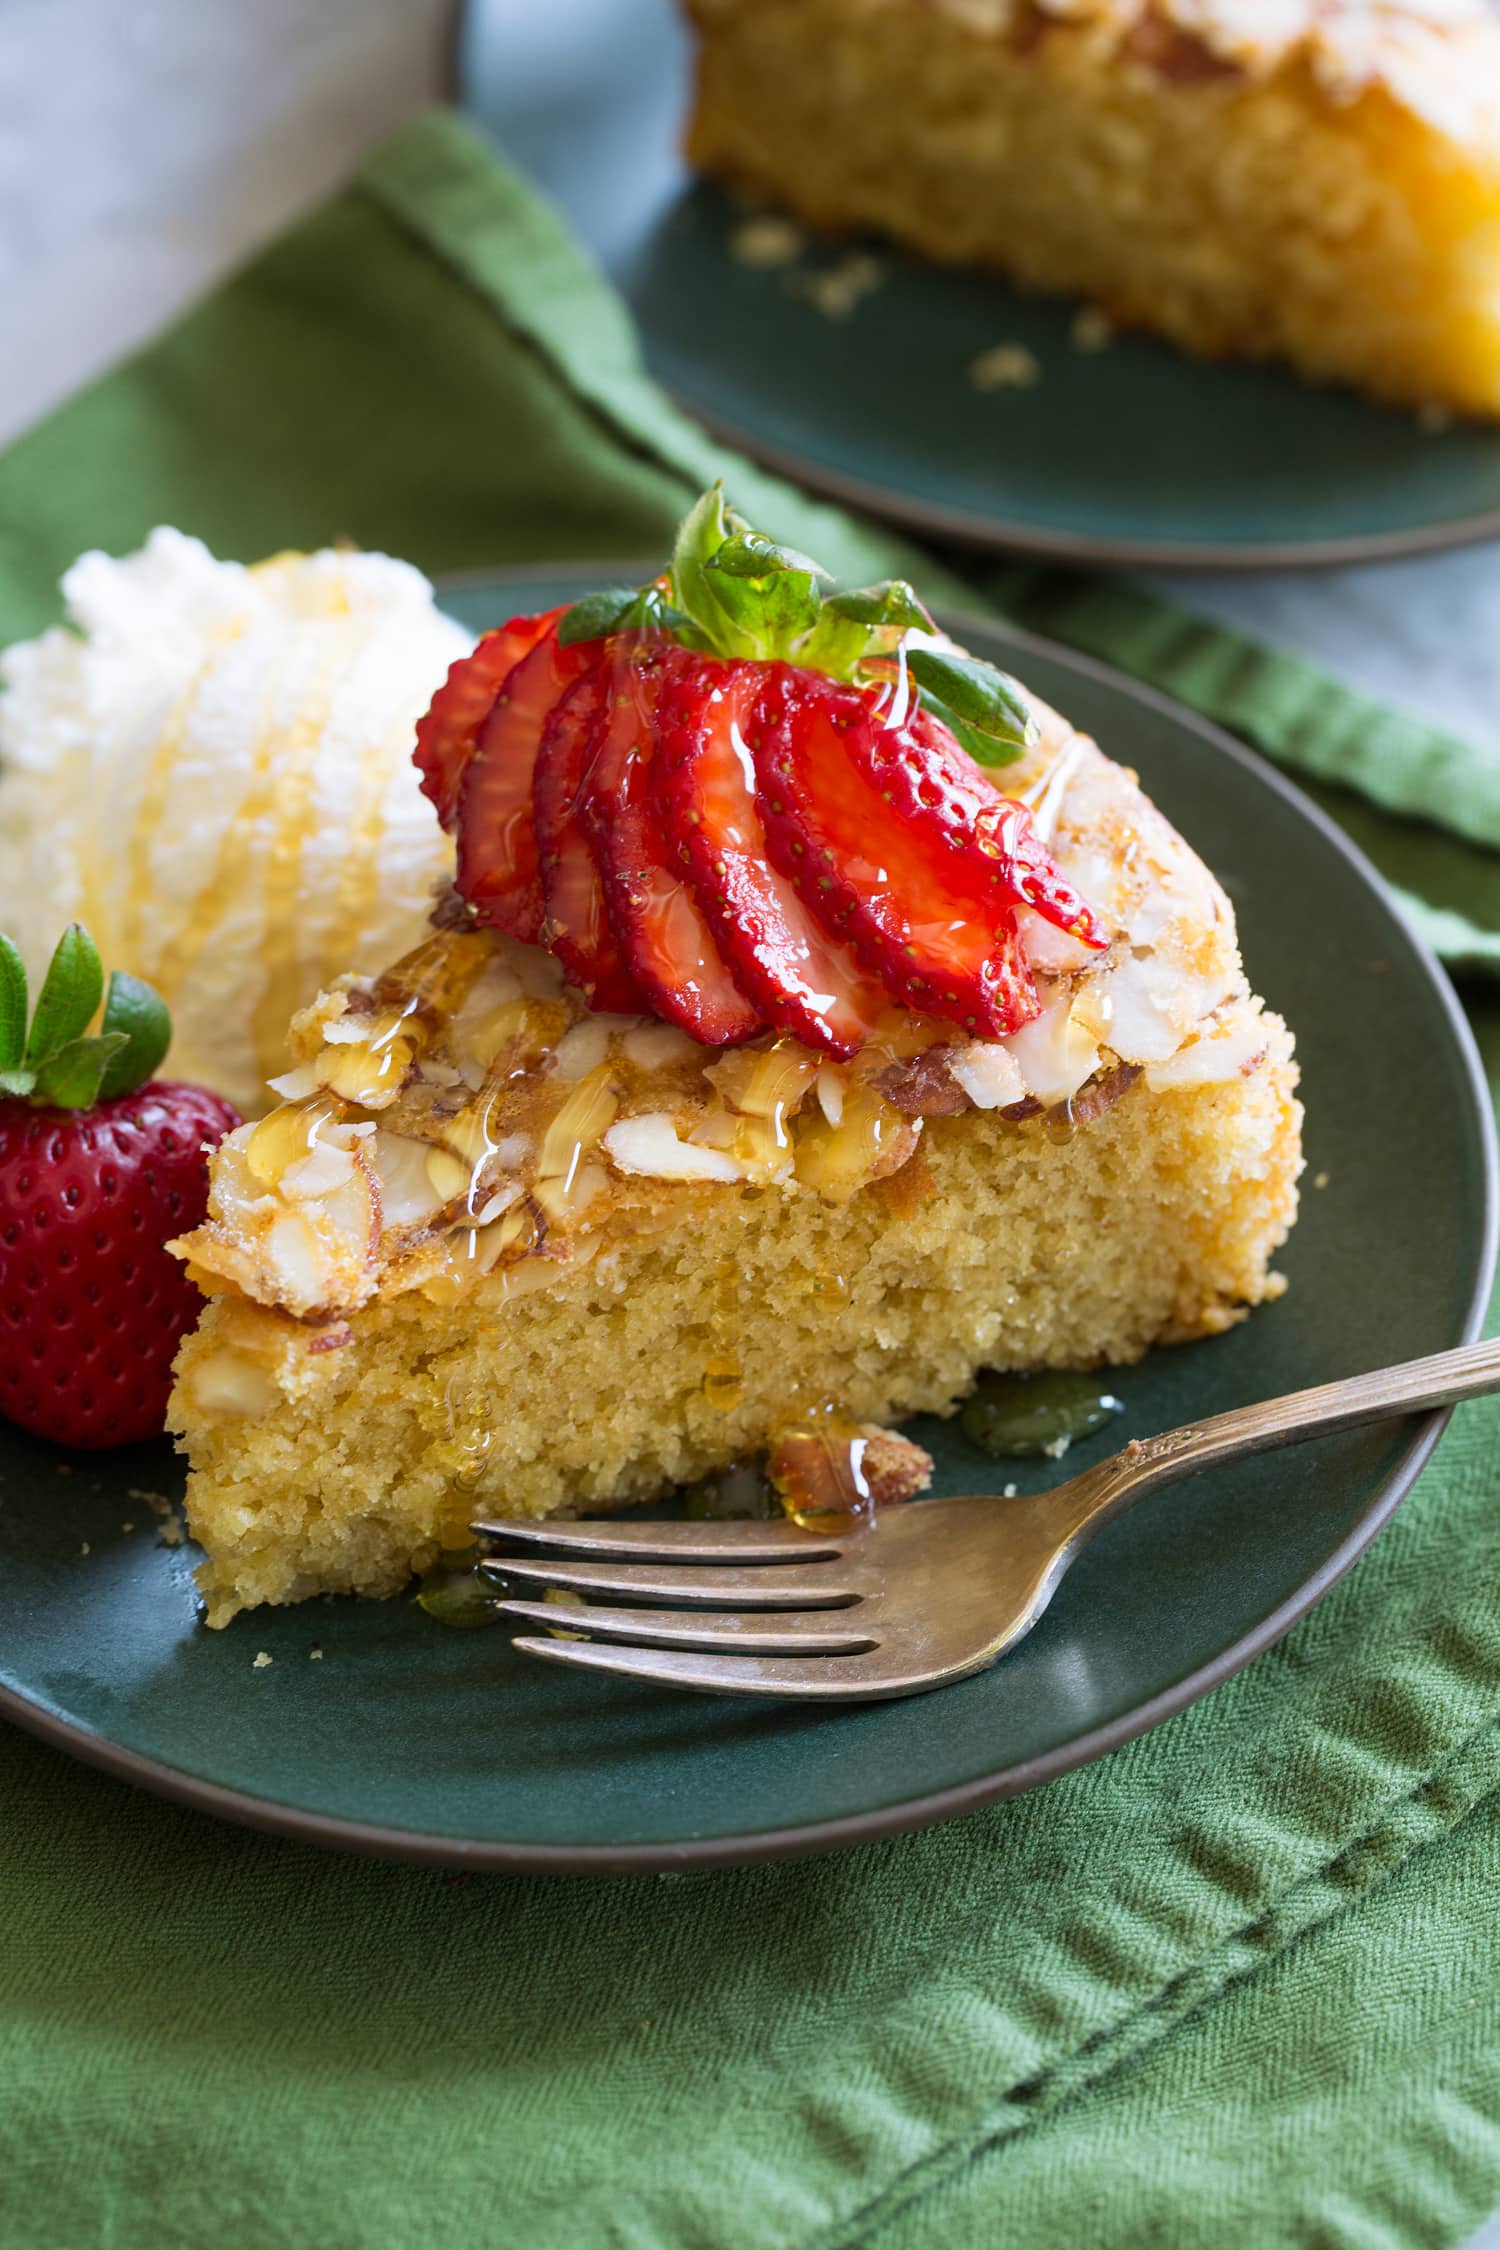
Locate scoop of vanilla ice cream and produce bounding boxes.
[0,530,471,1116]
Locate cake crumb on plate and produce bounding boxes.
[970,344,1041,391]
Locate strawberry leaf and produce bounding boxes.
[554,587,641,646]
[906,648,1037,764]
[31,1031,129,1111]
[791,608,870,680]
[704,540,823,660]
[24,923,103,1068]
[0,936,26,1074]
[557,584,702,651]
[707,530,828,584]
[670,484,738,647]
[826,580,933,633]
[98,970,172,1099]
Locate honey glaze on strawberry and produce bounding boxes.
[420,513,1107,1063]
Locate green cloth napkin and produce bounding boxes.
[4,110,1500,2250]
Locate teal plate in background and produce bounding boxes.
[460,0,1500,569]
[0,580,1493,1871]
[622,184,1500,569]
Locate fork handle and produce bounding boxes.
[1054,1333,1500,1546]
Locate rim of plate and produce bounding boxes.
[654,396,1500,571]
[3,604,1494,1873]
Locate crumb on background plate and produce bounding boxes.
[728,214,804,269]
[1071,306,1115,353]
[969,343,1041,391]
[795,253,884,319]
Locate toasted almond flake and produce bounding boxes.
[603,1113,745,1183]
[623,1021,698,1072]
[265,1211,340,1309]
[280,1141,358,1200]
[1143,1006,1270,1089]
[815,1064,846,1128]
[315,1031,414,1108]
[474,1183,523,1227]
[510,945,566,1001]
[265,1062,321,1102]
[187,1349,280,1418]
[1004,994,1100,1106]
[426,1147,473,1204]
[370,1131,452,1229]
[947,1041,1027,1111]
[552,1017,613,1083]
[1102,953,1237,1067]
[538,1067,619,1180]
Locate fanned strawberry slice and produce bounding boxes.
[534,668,650,1015]
[753,667,1039,1038]
[581,651,762,1047]
[858,685,1108,951]
[653,658,887,1060]
[415,607,563,831]
[455,624,597,942]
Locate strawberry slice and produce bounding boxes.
[858,680,1108,951]
[653,658,887,1060]
[581,651,762,1047]
[455,623,597,942]
[753,667,1040,1038]
[534,667,650,1015]
[415,607,562,831]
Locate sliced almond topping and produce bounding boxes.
[603,1113,744,1183]
[947,1042,1027,1111]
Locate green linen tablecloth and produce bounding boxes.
[3,111,1500,2250]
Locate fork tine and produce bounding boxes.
[510,1637,913,1700]
[496,1599,878,1655]
[480,1557,858,1607]
[472,1516,841,1563]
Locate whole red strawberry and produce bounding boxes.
[0,926,239,1448]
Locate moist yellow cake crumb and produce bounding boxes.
[173,1052,1298,1627]
[683,0,1500,417]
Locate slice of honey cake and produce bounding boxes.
[683,0,1500,419]
[168,492,1300,1626]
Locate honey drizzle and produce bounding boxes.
[250,628,348,1084]
[147,620,298,1022]
[767,1405,873,1530]
[322,686,413,991]
[120,634,234,974]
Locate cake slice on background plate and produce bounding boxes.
[682,0,1500,420]
[168,491,1301,1627]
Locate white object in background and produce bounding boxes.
[0,0,451,447]
[0,532,469,1116]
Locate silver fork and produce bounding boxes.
[473,1337,1500,1703]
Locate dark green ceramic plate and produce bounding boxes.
[460,5,1500,568]
[0,579,1493,1872]
[620,185,1500,569]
